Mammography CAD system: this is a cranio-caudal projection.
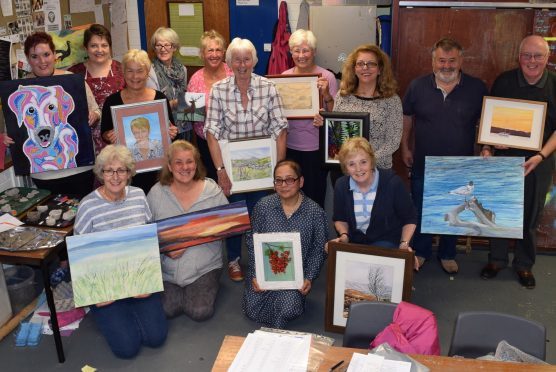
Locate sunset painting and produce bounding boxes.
[156,201,251,256]
[490,106,534,138]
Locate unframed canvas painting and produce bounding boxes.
[67,224,163,308]
[421,156,524,239]
[0,74,94,175]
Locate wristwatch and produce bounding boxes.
[216,165,226,172]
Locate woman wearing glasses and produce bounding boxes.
[147,27,190,141]
[73,145,167,358]
[242,160,328,329]
[330,44,402,172]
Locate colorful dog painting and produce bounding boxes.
[8,84,79,173]
[0,74,94,175]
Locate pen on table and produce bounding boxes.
[329,360,344,371]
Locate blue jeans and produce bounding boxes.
[90,293,168,359]
[411,175,457,260]
[226,190,269,262]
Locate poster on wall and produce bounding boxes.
[44,0,62,32]
[0,74,94,175]
[534,9,556,72]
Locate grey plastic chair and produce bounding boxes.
[342,301,397,348]
[448,311,546,360]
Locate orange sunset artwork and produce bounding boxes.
[490,106,534,138]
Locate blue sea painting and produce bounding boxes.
[421,156,524,239]
[67,224,163,307]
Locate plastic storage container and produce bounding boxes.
[5,266,35,315]
[0,266,13,326]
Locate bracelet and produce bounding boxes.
[399,240,409,247]
[339,232,349,239]
[216,165,226,172]
[537,152,546,160]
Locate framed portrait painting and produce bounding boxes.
[325,242,413,333]
[0,74,94,175]
[319,112,370,168]
[478,96,546,151]
[253,232,304,290]
[111,99,171,173]
[219,137,277,194]
[266,74,321,119]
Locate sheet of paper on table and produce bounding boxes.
[228,331,311,372]
[346,352,411,372]
[0,213,23,233]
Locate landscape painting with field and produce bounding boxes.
[230,147,272,182]
[157,201,251,257]
[67,224,163,307]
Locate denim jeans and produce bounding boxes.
[90,293,168,359]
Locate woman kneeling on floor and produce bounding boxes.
[73,145,167,358]
[243,160,328,329]
[147,140,228,320]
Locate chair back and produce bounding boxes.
[448,311,546,360]
[342,301,397,348]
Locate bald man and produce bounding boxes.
[480,35,556,289]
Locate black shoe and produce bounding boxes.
[480,263,502,279]
[516,270,536,289]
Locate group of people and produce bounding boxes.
[1,23,554,359]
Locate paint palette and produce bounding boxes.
[0,187,51,217]
[23,194,81,228]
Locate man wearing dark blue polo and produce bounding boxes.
[401,37,487,274]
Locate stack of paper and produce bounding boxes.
[347,353,412,372]
[229,330,311,372]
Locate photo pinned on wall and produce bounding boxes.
[319,111,370,168]
[0,74,94,175]
[265,73,321,119]
[421,156,525,239]
[111,99,171,173]
[176,92,206,123]
[325,242,413,333]
[50,28,88,69]
[253,232,304,290]
[219,136,277,194]
[157,201,251,258]
[478,96,547,151]
[66,224,163,308]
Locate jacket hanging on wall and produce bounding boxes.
[267,1,294,75]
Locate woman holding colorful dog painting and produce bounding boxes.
[147,140,228,320]
[74,144,167,359]
[101,49,178,194]
[243,160,328,329]
[69,24,125,156]
[2,32,101,197]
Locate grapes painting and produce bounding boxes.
[263,242,295,281]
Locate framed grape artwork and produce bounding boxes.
[253,232,304,290]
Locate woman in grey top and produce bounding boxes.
[147,140,228,320]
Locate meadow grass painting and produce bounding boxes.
[67,224,163,307]
[230,147,272,182]
[422,156,524,239]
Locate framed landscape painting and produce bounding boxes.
[478,96,546,151]
[220,137,277,194]
[325,242,413,333]
[266,74,321,119]
[0,74,94,175]
[253,232,304,290]
[111,99,171,173]
[319,112,370,168]
[67,224,163,308]
[421,156,524,239]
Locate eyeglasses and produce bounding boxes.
[102,168,129,177]
[355,60,378,69]
[291,48,312,56]
[273,177,299,186]
[154,43,173,51]
[519,53,547,62]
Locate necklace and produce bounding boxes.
[99,186,125,202]
[283,193,302,219]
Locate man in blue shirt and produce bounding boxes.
[401,37,487,274]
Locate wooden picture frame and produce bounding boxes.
[319,112,370,168]
[219,136,277,194]
[253,232,304,290]
[111,99,171,173]
[478,96,547,151]
[325,242,413,333]
[265,73,321,119]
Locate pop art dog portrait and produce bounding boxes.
[0,74,94,175]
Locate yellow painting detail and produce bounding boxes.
[491,106,534,137]
[275,82,312,110]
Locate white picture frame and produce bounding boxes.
[253,232,304,290]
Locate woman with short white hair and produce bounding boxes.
[147,27,189,140]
